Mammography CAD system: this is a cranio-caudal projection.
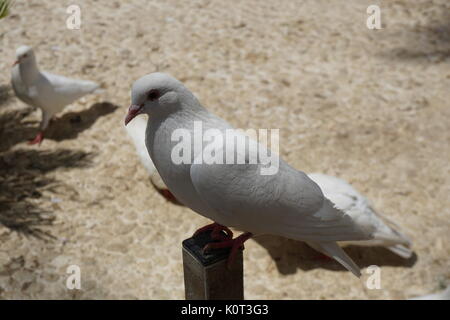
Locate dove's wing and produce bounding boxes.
[307,173,371,212]
[11,66,35,106]
[189,137,371,242]
[42,71,99,107]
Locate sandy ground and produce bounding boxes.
[0,0,449,299]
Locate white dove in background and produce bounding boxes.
[124,114,178,203]
[307,173,412,258]
[125,118,413,259]
[125,73,377,277]
[11,45,99,145]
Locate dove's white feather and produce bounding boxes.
[125,115,168,190]
[307,173,412,258]
[188,139,371,242]
[40,71,99,107]
[125,115,157,175]
[133,73,374,277]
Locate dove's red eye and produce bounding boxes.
[147,89,160,101]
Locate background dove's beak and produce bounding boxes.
[12,60,19,67]
[125,104,143,125]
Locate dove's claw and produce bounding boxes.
[202,232,253,269]
[193,222,234,241]
[28,132,44,145]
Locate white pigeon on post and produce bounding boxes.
[124,114,179,203]
[11,45,99,145]
[307,173,413,258]
[125,73,376,277]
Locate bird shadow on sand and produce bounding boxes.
[379,9,450,63]
[0,84,13,107]
[0,106,37,152]
[45,102,119,142]
[0,148,94,240]
[252,235,417,275]
[0,102,118,152]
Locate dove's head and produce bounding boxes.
[13,45,35,67]
[125,73,192,125]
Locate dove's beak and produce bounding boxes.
[125,104,143,125]
[12,60,19,67]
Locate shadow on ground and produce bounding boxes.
[380,7,450,63]
[0,106,38,152]
[0,102,119,152]
[45,102,119,142]
[253,235,417,275]
[0,149,94,239]
[0,85,13,107]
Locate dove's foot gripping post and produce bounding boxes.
[203,232,253,268]
[193,222,234,242]
[182,230,244,300]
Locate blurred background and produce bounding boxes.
[0,0,449,299]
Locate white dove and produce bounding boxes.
[11,45,99,145]
[125,73,375,277]
[307,173,412,258]
[124,114,178,203]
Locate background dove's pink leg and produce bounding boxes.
[28,131,44,145]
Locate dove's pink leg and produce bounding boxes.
[29,111,50,146]
[28,131,44,145]
[193,223,234,241]
[203,232,253,268]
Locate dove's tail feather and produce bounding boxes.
[92,87,105,94]
[343,225,413,258]
[79,80,100,93]
[63,79,99,104]
[372,210,413,247]
[372,228,411,247]
[387,244,413,259]
[42,71,101,106]
[342,206,413,257]
[308,241,361,277]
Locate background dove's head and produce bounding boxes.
[125,73,194,125]
[13,45,36,67]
